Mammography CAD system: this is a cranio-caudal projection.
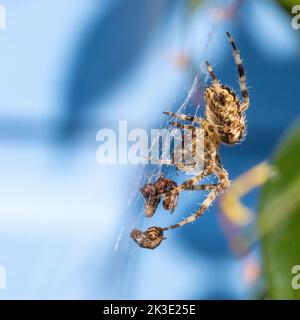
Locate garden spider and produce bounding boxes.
[131,32,250,249]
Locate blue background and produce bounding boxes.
[0,0,299,299]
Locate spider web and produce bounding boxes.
[102,0,238,299]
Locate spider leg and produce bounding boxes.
[158,166,214,198]
[191,127,198,159]
[144,150,194,167]
[185,183,218,191]
[163,111,203,124]
[162,164,229,231]
[169,122,199,161]
[226,32,249,113]
[205,61,218,83]
[169,121,198,130]
[144,157,174,166]
[144,130,198,167]
[174,124,202,162]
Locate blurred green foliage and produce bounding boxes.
[259,120,300,299]
[189,0,299,14]
[188,0,203,11]
[277,0,300,14]
[190,0,299,15]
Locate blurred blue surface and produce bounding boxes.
[0,0,299,299]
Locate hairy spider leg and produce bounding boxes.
[226,32,249,113]
[144,157,174,165]
[162,164,229,231]
[169,121,197,130]
[205,61,218,83]
[185,183,218,190]
[163,111,203,124]
[169,121,202,160]
[157,165,214,199]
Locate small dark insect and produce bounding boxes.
[140,175,179,217]
[131,32,250,249]
[130,227,166,249]
[140,182,160,218]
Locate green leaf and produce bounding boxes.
[259,120,300,299]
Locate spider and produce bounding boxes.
[130,32,250,249]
